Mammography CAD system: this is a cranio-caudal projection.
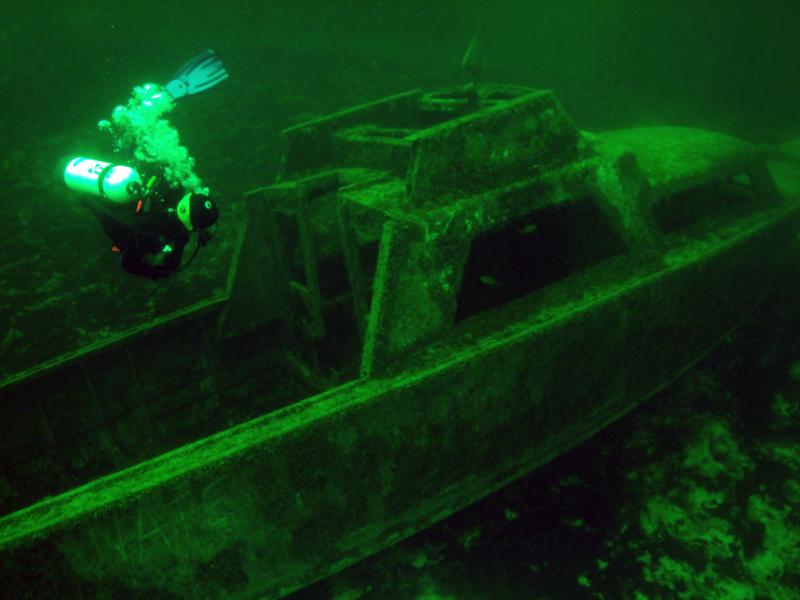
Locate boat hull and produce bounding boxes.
[1,200,796,598]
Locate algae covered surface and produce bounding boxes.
[290,282,800,598]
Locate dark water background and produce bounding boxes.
[2,1,800,598]
[3,1,800,198]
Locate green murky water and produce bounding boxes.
[2,2,800,597]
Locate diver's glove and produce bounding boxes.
[164,49,228,101]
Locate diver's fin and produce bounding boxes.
[164,49,229,101]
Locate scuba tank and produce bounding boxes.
[64,157,143,203]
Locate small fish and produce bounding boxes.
[519,223,538,235]
[479,275,500,286]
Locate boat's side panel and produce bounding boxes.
[406,90,585,206]
[0,210,796,598]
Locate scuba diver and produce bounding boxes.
[70,165,221,278]
[64,49,228,279]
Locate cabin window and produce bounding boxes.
[454,198,626,322]
[653,176,767,234]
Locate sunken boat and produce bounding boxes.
[1,78,799,598]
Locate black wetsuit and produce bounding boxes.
[86,179,191,279]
